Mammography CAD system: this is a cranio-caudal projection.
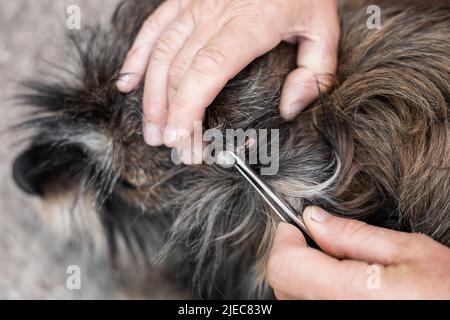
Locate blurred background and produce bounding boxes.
[0,0,183,299]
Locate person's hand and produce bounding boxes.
[117,0,340,162]
[267,206,450,299]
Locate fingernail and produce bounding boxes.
[121,71,139,80]
[116,73,135,91]
[144,122,163,146]
[163,124,179,146]
[304,207,330,223]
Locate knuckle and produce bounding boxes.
[152,37,176,63]
[385,232,418,262]
[227,0,274,20]
[413,232,432,244]
[142,17,160,34]
[397,232,416,248]
[167,19,192,37]
[341,219,371,243]
[168,63,186,90]
[409,233,436,256]
[193,45,228,75]
[254,0,278,21]
[151,16,192,65]
[388,239,409,262]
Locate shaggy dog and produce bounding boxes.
[12,0,449,299]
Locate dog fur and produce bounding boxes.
[12,0,450,299]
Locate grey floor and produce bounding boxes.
[0,0,183,299]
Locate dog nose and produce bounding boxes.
[12,148,44,196]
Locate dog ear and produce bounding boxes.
[12,143,88,196]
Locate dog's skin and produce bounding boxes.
[12,0,449,299]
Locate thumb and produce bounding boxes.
[303,206,417,265]
[280,38,337,120]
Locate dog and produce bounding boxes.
[12,0,449,299]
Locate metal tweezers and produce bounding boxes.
[229,151,318,248]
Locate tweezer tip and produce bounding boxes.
[216,151,237,168]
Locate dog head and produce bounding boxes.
[12,0,450,298]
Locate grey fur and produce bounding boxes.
[11,0,450,299]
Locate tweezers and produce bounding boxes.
[228,151,318,248]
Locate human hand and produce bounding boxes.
[117,0,340,162]
[267,206,450,299]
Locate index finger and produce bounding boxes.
[117,0,190,93]
[162,19,282,147]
